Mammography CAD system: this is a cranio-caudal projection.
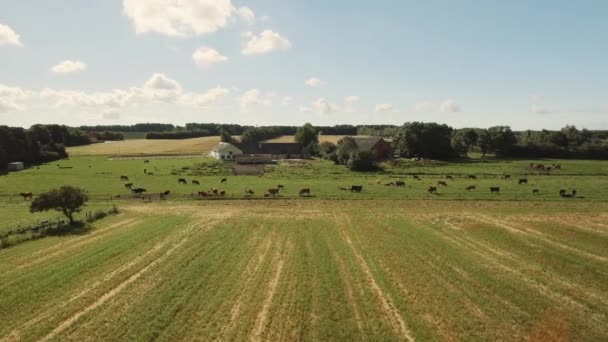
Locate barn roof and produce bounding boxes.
[351,136,385,151]
[211,142,241,153]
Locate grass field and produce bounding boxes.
[0,200,606,341]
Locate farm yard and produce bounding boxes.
[0,200,607,341]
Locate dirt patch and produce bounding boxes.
[526,310,569,342]
[230,163,265,175]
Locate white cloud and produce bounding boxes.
[123,0,235,37]
[345,95,360,104]
[180,86,230,107]
[281,96,293,106]
[102,110,121,120]
[239,89,271,110]
[531,104,553,114]
[305,77,326,88]
[40,73,227,109]
[299,106,312,113]
[237,6,255,25]
[192,46,227,68]
[0,23,22,46]
[241,30,291,55]
[0,84,29,112]
[51,60,87,74]
[375,103,393,113]
[440,99,461,112]
[313,98,336,115]
[414,101,435,111]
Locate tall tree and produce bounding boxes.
[30,186,88,225]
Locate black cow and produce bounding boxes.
[350,185,363,193]
[220,178,227,183]
[178,178,187,184]
[490,187,500,193]
[192,180,200,185]
[124,182,133,189]
[120,175,129,181]
[131,188,147,194]
[518,178,528,184]
[299,188,311,197]
[427,186,438,193]
[267,188,280,196]
[395,181,405,186]
[465,185,476,191]
[468,175,477,180]
[532,189,540,195]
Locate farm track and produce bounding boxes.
[1,200,607,341]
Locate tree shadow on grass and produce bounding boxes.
[44,221,92,236]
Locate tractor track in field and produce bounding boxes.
[218,231,274,340]
[330,248,365,335]
[470,213,608,263]
[334,213,416,342]
[250,241,291,342]
[436,222,608,324]
[10,217,140,272]
[23,217,223,342]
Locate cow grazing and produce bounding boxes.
[220,178,227,183]
[445,175,454,180]
[468,175,477,180]
[518,178,528,184]
[350,185,363,193]
[501,175,511,180]
[162,191,171,196]
[490,187,500,193]
[267,188,280,196]
[19,192,33,200]
[219,191,226,196]
[395,181,405,186]
[192,180,200,185]
[131,188,147,194]
[144,168,147,174]
[120,175,129,181]
[299,188,311,197]
[277,185,284,189]
[198,191,209,197]
[144,160,150,163]
[124,182,134,189]
[560,189,577,198]
[427,186,438,194]
[532,189,540,195]
[264,193,270,198]
[559,189,567,196]
[245,189,254,195]
[178,178,187,184]
[437,181,448,186]
[211,189,219,195]
[465,185,476,191]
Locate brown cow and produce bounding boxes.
[198,191,209,197]
[192,180,200,185]
[299,188,311,197]
[19,192,33,200]
[267,188,280,196]
[427,186,438,193]
[445,175,454,180]
[532,189,540,195]
[395,181,405,186]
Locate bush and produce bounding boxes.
[347,151,379,171]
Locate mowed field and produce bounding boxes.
[0,200,607,341]
[67,135,352,156]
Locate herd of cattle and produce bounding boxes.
[14,161,579,201]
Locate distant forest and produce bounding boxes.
[2,122,607,172]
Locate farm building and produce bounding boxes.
[7,162,24,171]
[210,142,243,161]
[350,136,393,159]
[236,142,307,160]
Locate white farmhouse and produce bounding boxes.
[210,142,242,161]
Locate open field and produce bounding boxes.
[67,137,221,156]
[1,156,607,204]
[67,135,354,156]
[0,200,606,341]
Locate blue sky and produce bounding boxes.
[1,0,607,129]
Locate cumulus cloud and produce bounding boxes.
[40,73,227,109]
[180,86,230,106]
[241,30,291,55]
[239,89,271,110]
[51,60,87,74]
[375,103,393,113]
[313,98,337,115]
[123,0,235,37]
[440,99,461,113]
[237,6,255,25]
[0,23,22,46]
[345,95,360,104]
[0,84,30,112]
[102,110,121,120]
[192,46,227,68]
[305,77,326,88]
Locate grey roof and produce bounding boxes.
[351,136,385,151]
[211,142,240,153]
